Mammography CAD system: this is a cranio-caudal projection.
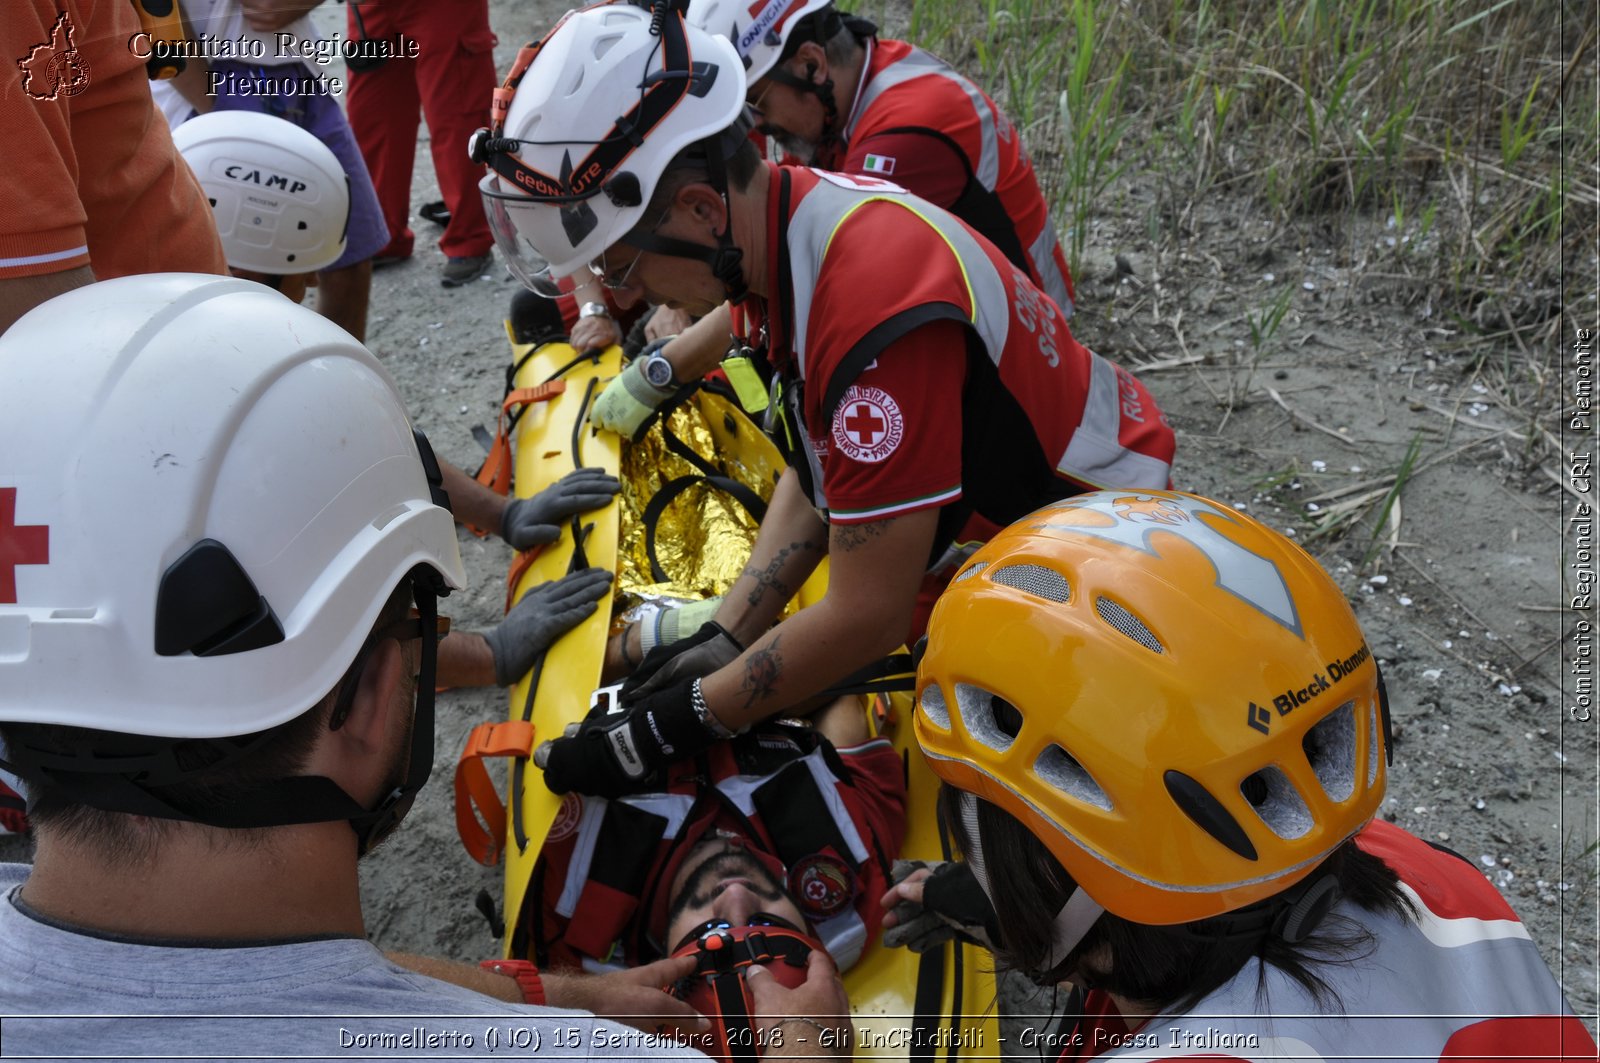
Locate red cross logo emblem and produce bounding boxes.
[0,488,49,604]
[830,385,904,464]
[843,402,887,446]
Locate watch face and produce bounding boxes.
[644,354,675,389]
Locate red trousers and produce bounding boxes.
[345,0,496,260]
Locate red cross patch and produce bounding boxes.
[830,385,904,464]
[0,488,49,605]
[787,852,855,919]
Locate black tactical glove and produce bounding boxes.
[534,677,719,797]
[620,620,743,701]
[882,860,999,953]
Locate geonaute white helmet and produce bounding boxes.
[173,110,351,275]
[0,274,464,741]
[472,0,745,296]
[687,0,831,83]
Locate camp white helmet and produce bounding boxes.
[174,110,350,275]
[688,0,831,83]
[0,273,465,741]
[474,1,745,295]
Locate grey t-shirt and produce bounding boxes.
[0,864,710,1061]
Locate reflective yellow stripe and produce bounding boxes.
[820,196,977,321]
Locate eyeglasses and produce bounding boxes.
[745,78,778,119]
[587,245,646,291]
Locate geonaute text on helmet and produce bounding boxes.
[1270,642,1371,719]
[126,32,418,64]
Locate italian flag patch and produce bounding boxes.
[862,153,896,175]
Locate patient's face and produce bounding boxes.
[664,838,809,951]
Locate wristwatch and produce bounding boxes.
[641,348,677,389]
[479,958,546,1005]
[578,300,611,320]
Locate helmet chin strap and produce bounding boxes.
[620,129,749,302]
[958,791,1105,983]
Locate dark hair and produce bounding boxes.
[643,134,762,224]
[941,785,1417,1015]
[0,581,413,860]
[777,5,866,69]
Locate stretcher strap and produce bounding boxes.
[455,720,536,866]
[467,381,569,537]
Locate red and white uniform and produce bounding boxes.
[1053,821,1597,1062]
[812,37,1075,317]
[343,0,496,261]
[742,165,1171,557]
[530,727,905,972]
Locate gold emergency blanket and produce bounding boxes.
[613,391,790,614]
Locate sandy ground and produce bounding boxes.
[4,0,1593,1042]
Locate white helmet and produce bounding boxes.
[0,273,465,741]
[688,0,831,83]
[174,110,350,275]
[474,1,745,295]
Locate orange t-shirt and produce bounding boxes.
[1,0,226,280]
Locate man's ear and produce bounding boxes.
[325,640,407,765]
[794,40,827,82]
[674,183,729,232]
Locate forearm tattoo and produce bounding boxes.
[831,519,893,552]
[739,634,784,710]
[741,538,821,609]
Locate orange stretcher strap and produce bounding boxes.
[466,380,568,537]
[455,720,536,866]
[503,544,545,614]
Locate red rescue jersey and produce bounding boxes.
[816,38,1075,317]
[1052,821,1596,1062]
[530,729,905,972]
[748,165,1172,544]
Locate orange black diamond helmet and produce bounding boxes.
[915,490,1390,925]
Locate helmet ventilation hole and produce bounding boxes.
[1094,597,1164,654]
[954,684,1019,753]
[562,67,586,97]
[918,682,950,729]
[988,563,1069,603]
[1035,744,1112,811]
[1241,765,1312,840]
[953,561,988,583]
[591,31,625,63]
[1304,700,1358,802]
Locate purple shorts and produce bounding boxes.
[204,60,389,271]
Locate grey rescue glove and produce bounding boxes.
[882,860,999,953]
[483,568,613,687]
[589,351,676,437]
[501,468,620,550]
[621,620,743,702]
